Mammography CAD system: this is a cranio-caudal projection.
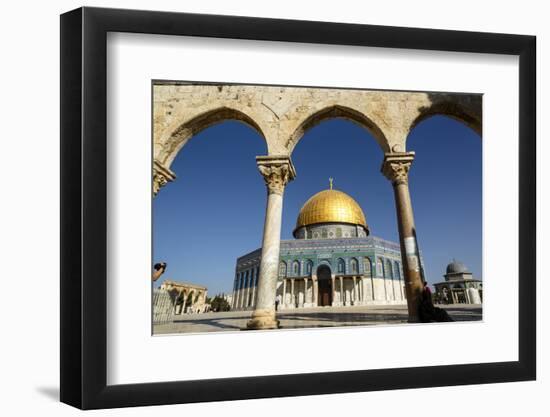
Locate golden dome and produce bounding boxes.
[294,188,368,234]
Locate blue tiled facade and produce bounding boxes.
[232,235,407,310]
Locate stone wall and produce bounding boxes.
[152,83,481,194]
[152,289,175,324]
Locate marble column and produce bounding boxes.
[312,276,318,306]
[382,152,423,322]
[251,279,257,308]
[290,279,295,308]
[282,279,287,307]
[303,278,308,305]
[339,277,344,305]
[189,291,195,312]
[234,275,241,309]
[243,280,250,309]
[247,156,296,330]
[331,275,336,306]
[353,276,357,304]
[360,277,366,303]
[231,276,237,309]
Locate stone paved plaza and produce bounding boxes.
[153,304,482,335]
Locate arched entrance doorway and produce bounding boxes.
[317,265,332,307]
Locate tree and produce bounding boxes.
[210,295,231,312]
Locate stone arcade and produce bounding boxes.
[152,83,482,329]
[160,280,210,314]
[231,183,408,311]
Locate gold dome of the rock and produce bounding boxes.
[294,188,368,232]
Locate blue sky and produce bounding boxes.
[153,115,481,295]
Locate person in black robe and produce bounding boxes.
[418,281,453,322]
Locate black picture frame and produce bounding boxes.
[60,6,536,410]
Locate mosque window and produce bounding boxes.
[363,257,372,277]
[336,227,342,238]
[350,258,358,274]
[394,261,401,279]
[321,228,328,239]
[306,260,313,275]
[293,260,300,275]
[279,261,287,277]
[386,260,393,279]
[377,258,384,277]
[337,258,345,274]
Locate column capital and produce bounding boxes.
[256,155,296,195]
[381,152,415,186]
[153,159,176,196]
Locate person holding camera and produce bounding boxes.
[152,262,167,282]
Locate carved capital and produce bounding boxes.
[256,155,296,195]
[381,152,415,186]
[153,160,176,196]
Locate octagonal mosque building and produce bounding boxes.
[231,184,409,310]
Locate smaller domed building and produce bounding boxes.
[433,260,482,304]
[231,185,409,310]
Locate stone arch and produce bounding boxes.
[286,105,391,154]
[408,94,482,138]
[156,106,269,168]
[316,264,333,281]
[318,259,332,268]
